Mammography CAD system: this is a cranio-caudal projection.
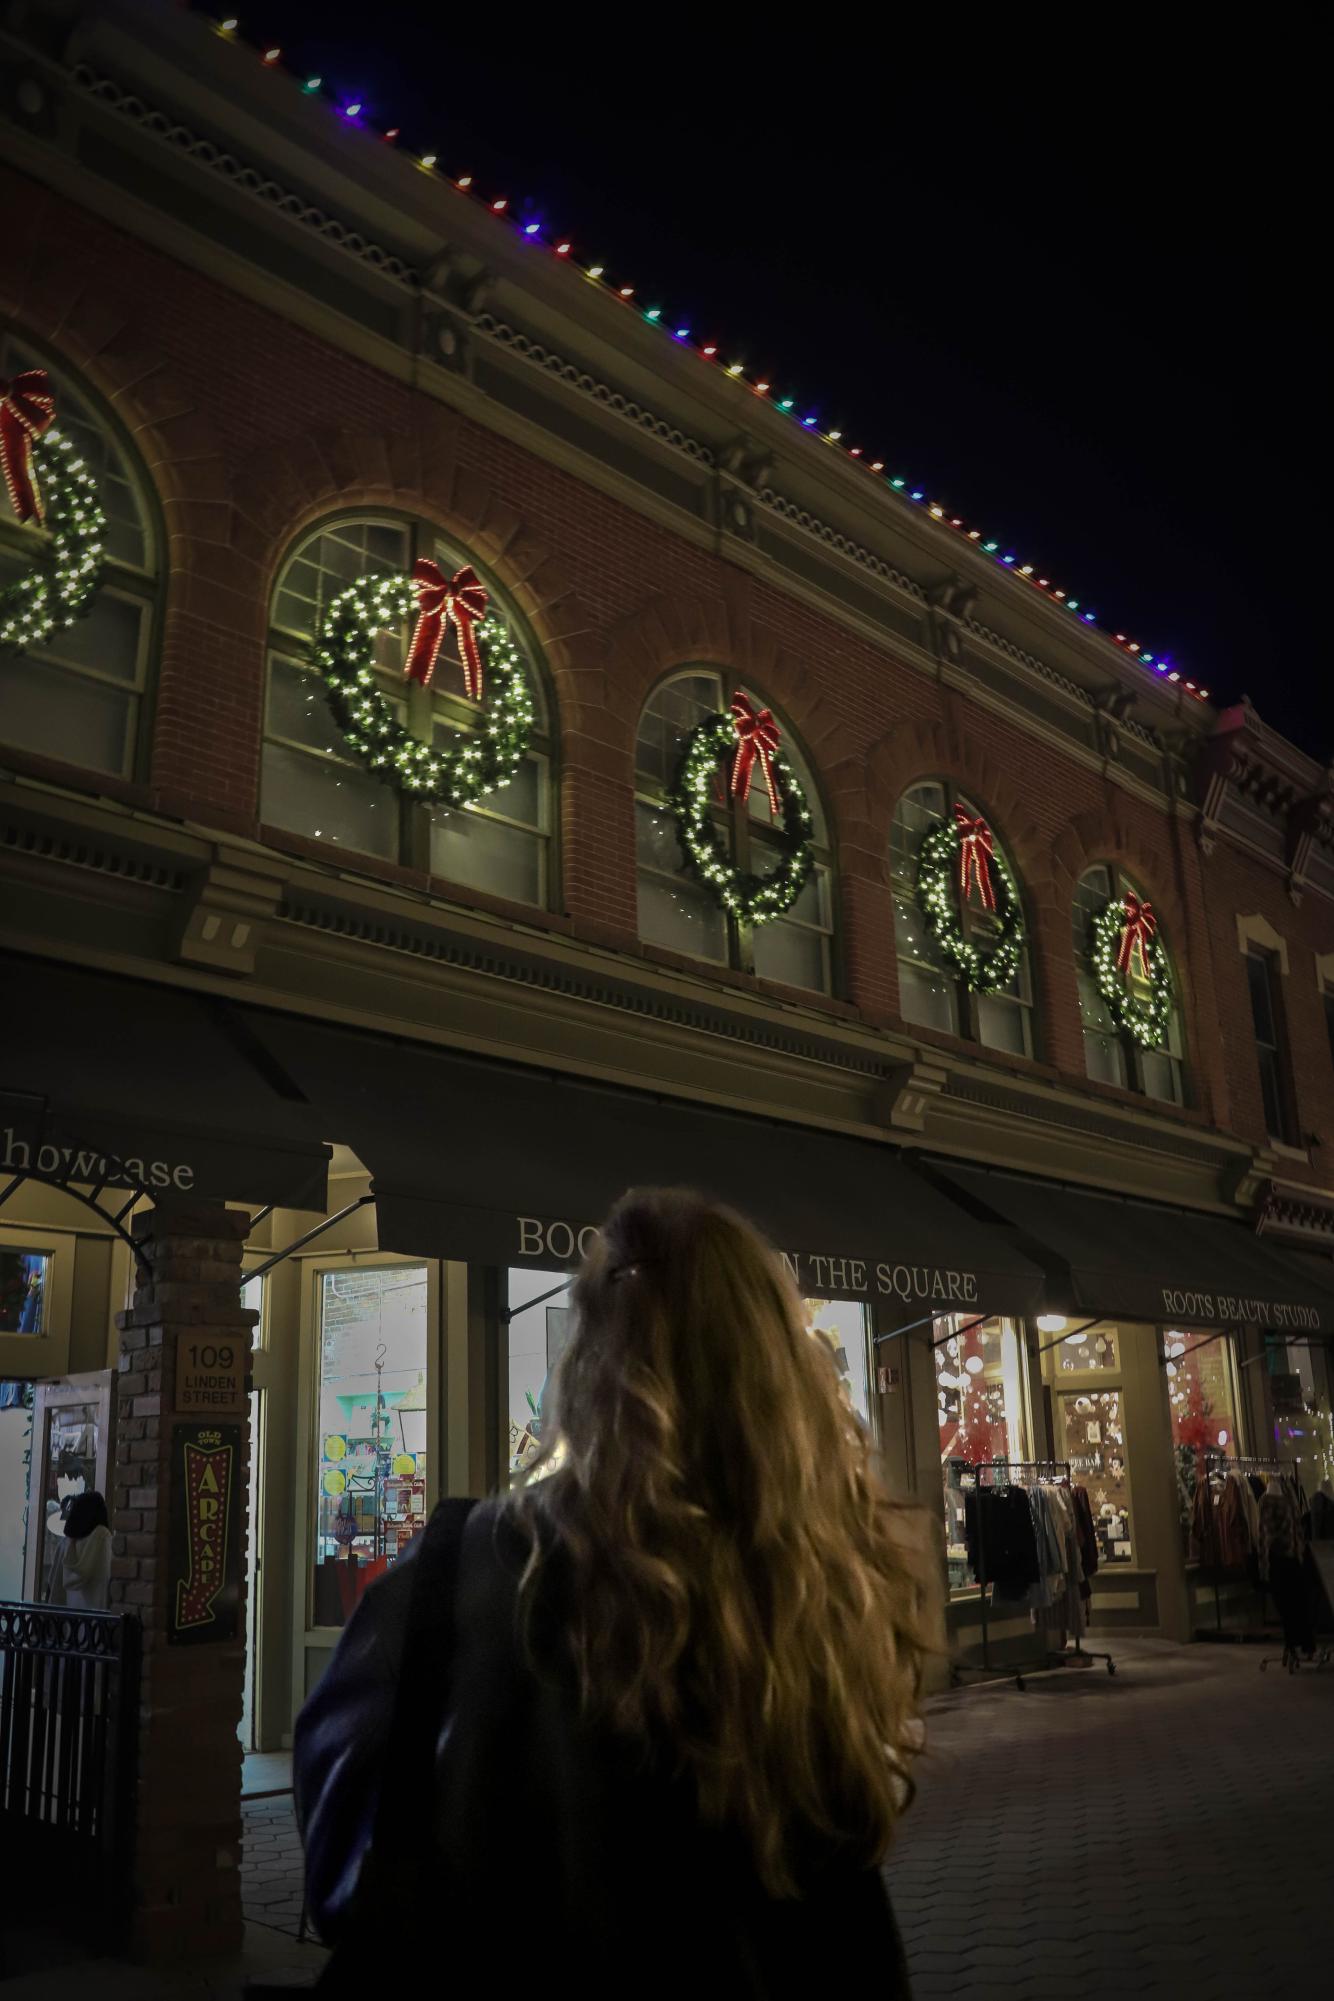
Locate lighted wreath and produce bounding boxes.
[1092,892,1172,1048]
[670,694,814,924]
[0,370,106,654]
[312,559,534,808]
[915,806,1025,995]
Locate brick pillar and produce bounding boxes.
[110,1201,257,1962]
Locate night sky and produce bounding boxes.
[201,7,1329,761]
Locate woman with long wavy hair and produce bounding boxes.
[297,1189,934,1995]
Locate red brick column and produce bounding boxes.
[109,1202,257,1961]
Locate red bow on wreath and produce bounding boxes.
[0,368,56,526]
[1115,893,1157,980]
[729,693,782,817]
[404,560,489,696]
[955,805,997,912]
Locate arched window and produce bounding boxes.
[889,781,1035,1055]
[634,669,834,994]
[0,332,158,779]
[1073,865,1184,1104]
[261,515,553,906]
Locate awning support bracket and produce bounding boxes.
[243,1195,376,1286]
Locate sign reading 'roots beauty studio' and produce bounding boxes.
[167,1422,242,1646]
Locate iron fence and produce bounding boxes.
[0,1601,140,1950]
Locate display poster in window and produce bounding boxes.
[167,1421,242,1646]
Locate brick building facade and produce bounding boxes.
[2,0,1332,1961]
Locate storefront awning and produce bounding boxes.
[241,1011,1045,1319]
[929,1162,1334,1334]
[1,959,331,1211]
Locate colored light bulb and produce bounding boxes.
[302,76,321,91]
[588,264,604,277]
[263,47,281,63]
[420,153,437,168]
[556,242,571,255]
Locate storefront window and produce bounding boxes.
[805,1298,872,1428]
[504,1275,874,1483]
[936,1316,1029,1590]
[0,1249,49,1334]
[1165,1330,1240,1459]
[35,1399,100,1597]
[1265,1335,1333,1492]
[1059,1388,1134,1565]
[312,1266,428,1627]
[1049,1322,1120,1373]
[507,1268,573,1478]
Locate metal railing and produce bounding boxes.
[0,1602,140,1950]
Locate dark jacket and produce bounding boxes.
[295,1497,910,1997]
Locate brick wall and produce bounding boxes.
[2,161,1331,1171]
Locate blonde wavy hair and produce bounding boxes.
[508,1187,934,1897]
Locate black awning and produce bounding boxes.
[1,959,330,1211]
[242,1011,1044,1319]
[931,1162,1334,1334]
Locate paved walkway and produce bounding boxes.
[238,1638,1332,1996]
[886,1638,1331,1997]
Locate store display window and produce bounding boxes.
[1265,1335,1332,1492]
[1049,1322,1120,1373]
[1165,1330,1241,1460]
[1059,1388,1134,1565]
[1,1249,49,1335]
[504,1275,874,1484]
[936,1316,1029,1590]
[312,1266,428,1627]
[507,1268,573,1479]
[804,1298,872,1429]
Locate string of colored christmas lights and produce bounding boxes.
[209,13,1208,704]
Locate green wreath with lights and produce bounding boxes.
[1091,897,1172,1048]
[670,712,814,924]
[915,815,1025,994]
[0,429,106,654]
[312,573,534,807]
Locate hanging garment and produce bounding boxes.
[1071,1485,1099,1592]
[1257,1480,1302,1584]
[1022,1486,1066,1610]
[1190,1475,1222,1573]
[1216,1472,1253,1572]
[1235,1471,1261,1548]
[964,1485,1040,1598]
[1048,1484,1085,1639]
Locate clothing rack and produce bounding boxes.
[950,1459,1115,1691]
[1196,1452,1292,1642]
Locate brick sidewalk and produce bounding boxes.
[245,1639,1332,1993]
[885,1638,1331,1998]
